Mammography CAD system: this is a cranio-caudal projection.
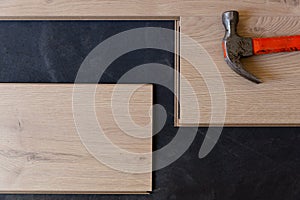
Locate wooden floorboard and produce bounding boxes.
[179,15,300,126]
[0,84,152,193]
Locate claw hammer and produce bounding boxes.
[222,10,300,83]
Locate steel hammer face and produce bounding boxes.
[222,11,300,83]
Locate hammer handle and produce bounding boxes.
[253,35,300,55]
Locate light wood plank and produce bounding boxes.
[177,0,300,16]
[0,0,178,17]
[1,0,300,17]
[179,15,300,126]
[0,84,152,193]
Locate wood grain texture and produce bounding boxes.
[0,84,152,193]
[0,0,178,17]
[1,0,300,17]
[179,15,300,126]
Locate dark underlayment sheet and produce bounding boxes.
[0,21,298,200]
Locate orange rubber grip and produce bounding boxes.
[253,35,300,55]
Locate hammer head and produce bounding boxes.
[222,11,262,83]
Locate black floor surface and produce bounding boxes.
[0,21,299,200]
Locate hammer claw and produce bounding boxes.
[225,58,262,84]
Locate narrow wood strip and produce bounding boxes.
[0,0,300,17]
